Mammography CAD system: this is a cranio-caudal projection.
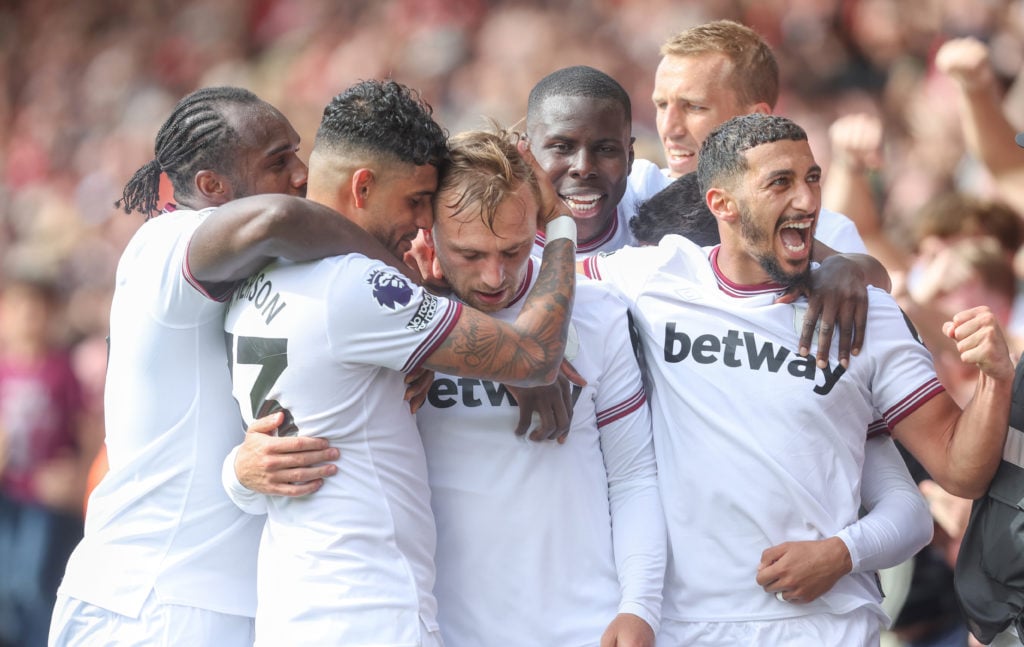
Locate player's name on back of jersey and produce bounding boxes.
[662,323,845,395]
[427,377,584,409]
[234,271,286,326]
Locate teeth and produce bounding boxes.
[781,221,811,229]
[563,195,601,210]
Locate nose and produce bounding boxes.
[414,202,433,231]
[290,159,309,194]
[659,104,685,138]
[569,148,597,179]
[792,179,820,214]
[479,258,505,289]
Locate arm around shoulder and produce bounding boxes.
[188,194,411,288]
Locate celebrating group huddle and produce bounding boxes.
[49,20,1014,647]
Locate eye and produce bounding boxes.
[807,171,822,184]
[548,142,572,154]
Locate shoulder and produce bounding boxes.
[627,158,672,200]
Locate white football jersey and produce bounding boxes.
[57,208,264,619]
[224,255,461,646]
[417,258,665,646]
[583,236,942,625]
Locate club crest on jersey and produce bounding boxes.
[368,270,413,310]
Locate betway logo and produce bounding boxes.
[663,322,845,395]
[428,377,583,409]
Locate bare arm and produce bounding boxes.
[424,237,575,387]
[893,306,1014,499]
[823,113,909,275]
[936,38,1022,178]
[187,194,415,288]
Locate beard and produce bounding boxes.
[738,205,813,290]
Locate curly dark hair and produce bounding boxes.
[116,86,262,218]
[315,79,448,167]
[630,172,719,247]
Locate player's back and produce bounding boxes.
[225,253,459,645]
[58,208,263,619]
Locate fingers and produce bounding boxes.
[797,298,821,358]
[559,358,588,387]
[517,138,568,226]
[247,411,285,435]
[404,368,435,414]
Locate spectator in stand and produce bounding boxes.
[0,268,97,647]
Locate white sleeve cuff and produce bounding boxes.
[221,444,269,516]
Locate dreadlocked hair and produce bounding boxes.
[116,86,262,219]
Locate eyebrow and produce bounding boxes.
[264,140,299,158]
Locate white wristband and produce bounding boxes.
[545,214,577,247]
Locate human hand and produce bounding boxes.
[777,254,868,368]
[600,613,655,647]
[942,306,1014,382]
[404,367,434,414]
[507,359,586,443]
[756,537,853,603]
[235,412,339,496]
[828,113,883,172]
[517,137,571,227]
[402,228,449,292]
[935,37,996,92]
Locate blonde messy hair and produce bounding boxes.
[436,125,541,234]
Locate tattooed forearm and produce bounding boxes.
[425,238,575,387]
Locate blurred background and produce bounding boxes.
[1,0,1023,645]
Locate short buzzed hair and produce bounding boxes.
[527,65,631,124]
[436,127,540,234]
[697,113,807,195]
[660,20,779,109]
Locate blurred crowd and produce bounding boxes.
[1,0,1024,645]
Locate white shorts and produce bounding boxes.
[657,606,882,647]
[48,591,255,647]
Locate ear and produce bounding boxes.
[627,136,636,176]
[706,187,738,224]
[749,102,772,116]
[352,168,374,209]
[195,170,232,205]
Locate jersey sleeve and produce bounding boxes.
[834,435,933,573]
[582,244,671,306]
[326,258,462,374]
[816,208,868,254]
[221,444,269,516]
[130,210,230,327]
[864,292,946,427]
[593,291,666,632]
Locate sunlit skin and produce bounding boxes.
[527,96,634,245]
[431,182,538,313]
[709,139,821,287]
[652,52,769,178]
[220,104,309,200]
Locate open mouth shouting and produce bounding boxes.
[778,218,814,259]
